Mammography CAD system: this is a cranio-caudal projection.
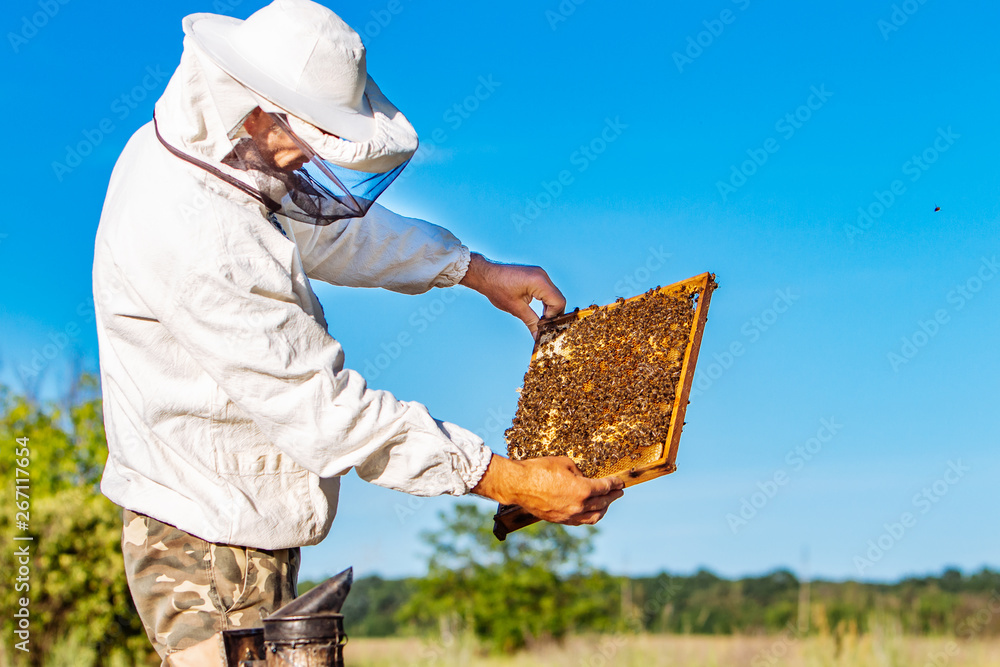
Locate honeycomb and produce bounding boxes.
[504,283,705,479]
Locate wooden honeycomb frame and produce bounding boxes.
[492,272,717,540]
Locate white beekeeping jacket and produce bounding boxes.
[93,34,491,549]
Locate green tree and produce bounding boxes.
[340,576,417,638]
[0,378,154,666]
[398,502,618,653]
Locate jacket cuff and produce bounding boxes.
[433,244,471,288]
[460,443,494,494]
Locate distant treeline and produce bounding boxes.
[307,567,1000,639]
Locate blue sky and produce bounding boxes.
[3,0,998,583]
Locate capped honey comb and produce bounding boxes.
[493,272,717,540]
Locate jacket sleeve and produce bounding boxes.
[131,201,492,495]
[283,203,471,294]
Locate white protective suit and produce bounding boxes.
[93,32,492,549]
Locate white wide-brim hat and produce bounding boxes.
[184,0,417,171]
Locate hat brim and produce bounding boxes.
[187,13,378,143]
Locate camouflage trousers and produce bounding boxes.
[121,509,300,664]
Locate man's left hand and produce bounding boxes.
[460,253,566,338]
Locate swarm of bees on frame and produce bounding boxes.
[505,286,699,478]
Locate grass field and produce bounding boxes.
[345,635,1000,667]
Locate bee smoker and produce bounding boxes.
[222,567,352,667]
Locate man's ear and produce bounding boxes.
[242,107,267,136]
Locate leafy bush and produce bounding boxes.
[0,380,154,666]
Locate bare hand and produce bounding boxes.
[471,454,625,526]
[460,253,566,338]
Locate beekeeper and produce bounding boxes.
[93,0,623,663]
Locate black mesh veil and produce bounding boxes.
[154,107,407,227]
[220,112,407,226]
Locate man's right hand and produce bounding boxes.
[471,454,625,526]
[459,253,566,340]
